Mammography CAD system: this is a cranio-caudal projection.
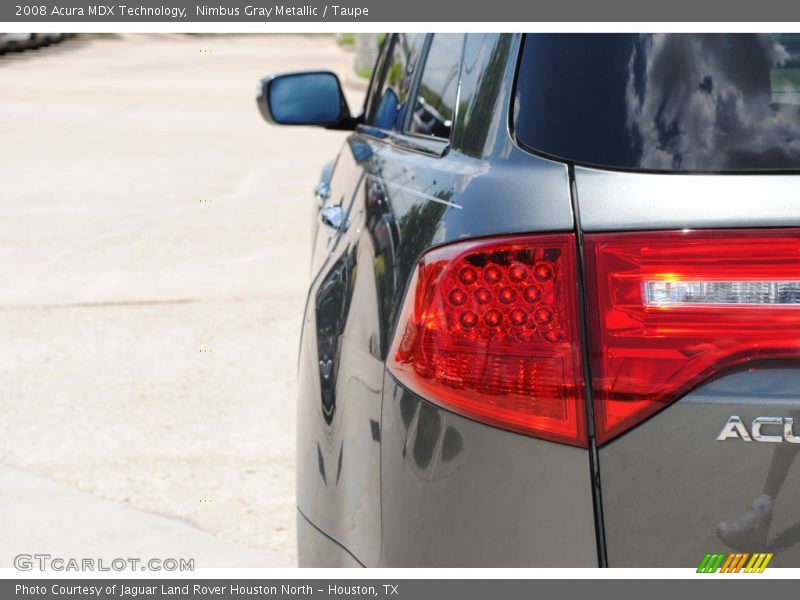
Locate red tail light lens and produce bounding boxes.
[584,229,800,445]
[387,234,586,447]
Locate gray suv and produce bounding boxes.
[259,33,800,567]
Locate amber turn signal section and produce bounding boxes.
[387,234,587,447]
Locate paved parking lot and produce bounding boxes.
[0,33,360,567]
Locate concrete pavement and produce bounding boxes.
[0,34,361,567]
[0,465,273,568]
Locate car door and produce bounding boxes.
[297,33,428,566]
[306,37,396,278]
[308,151,363,277]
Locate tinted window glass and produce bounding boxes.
[514,34,800,172]
[369,33,425,131]
[408,34,464,139]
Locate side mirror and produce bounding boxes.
[256,71,353,129]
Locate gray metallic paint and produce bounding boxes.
[575,166,800,232]
[379,372,597,567]
[297,510,364,567]
[296,33,599,567]
[600,368,800,567]
[290,31,800,569]
[293,32,800,569]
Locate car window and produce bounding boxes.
[368,33,426,131]
[514,33,800,172]
[407,34,464,139]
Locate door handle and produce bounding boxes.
[314,182,331,208]
[319,205,345,233]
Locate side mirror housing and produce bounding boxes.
[256,71,353,129]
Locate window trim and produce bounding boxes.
[364,33,396,125]
[359,33,450,158]
[356,124,451,158]
[402,33,466,143]
[400,34,433,134]
[365,33,425,131]
[358,33,465,158]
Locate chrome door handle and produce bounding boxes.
[314,182,331,207]
[319,205,345,233]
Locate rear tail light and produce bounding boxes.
[585,229,800,445]
[387,234,586,447]
[389,229,800,448]
[643,280,800,306]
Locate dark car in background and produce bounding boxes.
[258,33,800,567]
[0,32,67,53]
[0,33,34,52]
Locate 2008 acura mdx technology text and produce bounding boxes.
[256,33,800,567]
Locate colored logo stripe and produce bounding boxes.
[697,553,773,573]
[745,553,773,573]
[697,553,725,573]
